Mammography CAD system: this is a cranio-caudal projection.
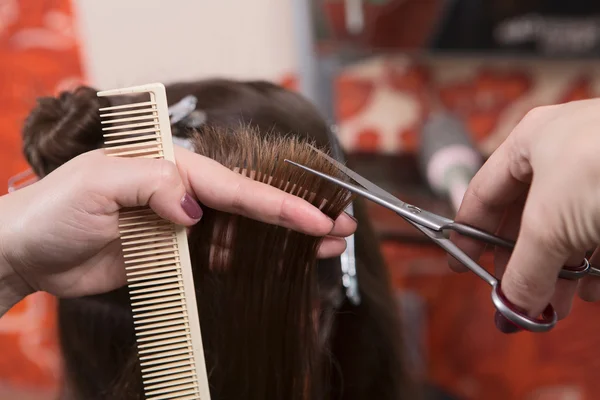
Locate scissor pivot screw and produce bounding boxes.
[406,204,421,213]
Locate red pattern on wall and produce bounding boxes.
[0,0,83,397]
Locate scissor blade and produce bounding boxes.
[284,159,410,216]
[307,144,400,204]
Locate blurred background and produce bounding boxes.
[3,0,600,399]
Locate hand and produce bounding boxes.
[449,99,600,330]
[0,147,356,308]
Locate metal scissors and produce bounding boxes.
[285,146,598,333]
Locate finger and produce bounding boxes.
[578,247,600,302]
[500,185,570,317]
[493,193,526,277]
[449,137,530,272]
[175,147,335,237]
[329,213,357,238]
[317,237,347,259]
[88,151,201,226]
[550,253,583,319]
[491,193,577,320]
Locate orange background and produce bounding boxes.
[3,1,600,399]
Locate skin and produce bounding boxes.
[450,99,600,323]
[0,147,356,316]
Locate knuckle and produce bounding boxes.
[504,268,547,309]
[156,160,180,186]
[521,201,565,255]
[229,181,246,215]
[521,105,556,126]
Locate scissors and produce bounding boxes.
[285,146,598,333]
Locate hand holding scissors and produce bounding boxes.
[286,146,599,333]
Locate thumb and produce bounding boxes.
[90,151,203,225]
[499,185,568,320]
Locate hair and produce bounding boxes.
[22,79,417,400]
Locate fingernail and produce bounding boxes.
[494,311,522,334]
[327,217,336,234]
[344,212,358,223]
[181,193,203,220]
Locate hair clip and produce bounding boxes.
[7,168,38,193]
[328,123,361,306]
[169,95,207,130]
[168,95,198,124]
[172,136,196,152]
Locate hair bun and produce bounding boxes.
[22,86,109,177]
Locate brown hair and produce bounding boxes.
[22,79,416,400]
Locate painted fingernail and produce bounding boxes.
[494,311,522,334]
[181,193,203,220]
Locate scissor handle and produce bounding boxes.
[491,283,557,333]
[558,258,591,280]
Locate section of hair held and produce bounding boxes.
[188,126,354,400]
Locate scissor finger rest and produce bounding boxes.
[558,258,591,280]
[491,283,557,333]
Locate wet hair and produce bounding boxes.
[22,79,417,400]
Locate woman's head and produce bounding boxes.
[22,79,414,399]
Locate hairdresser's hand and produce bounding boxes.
[449,99,600,332]
[0,148,356,309]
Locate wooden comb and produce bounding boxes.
[97,83,211,400]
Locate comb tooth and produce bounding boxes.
[103,127,159,138]
[146,378,197,392]
[138,154,164,159]
[106,133,161,145]
[132,294,182,308]
[105,140,163,153]
[99,100,155,111]
[102,121,158,131]
[145,383,198,398]
[147,389,199,400]
[122,241,176,253]
[132,301,184,315]
[130,283,182,295]
[138,341,189,355]
[121,235,175,247]
[127,271,181,283]
[124,246,178,259]
[142,363,193,377]
[131,289,182,301]
[101,114,157,124]
[137,330,188,343]
[140,354,191,367]
[125,252,178,265]
[135,314,187,329]
[100,106,156,118]
[121,227,174,240]
[120,223,170,235]
[138,335,188,348]
[138,337,189,352]
[128,277,182,289]
[119,216,163,228]
[106,146,163,158]
[136,324,188,339]
[126,263,179,274]
[145,370,195,385]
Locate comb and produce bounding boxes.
[97,83,211,400]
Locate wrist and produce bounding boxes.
[0,195,33,316]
